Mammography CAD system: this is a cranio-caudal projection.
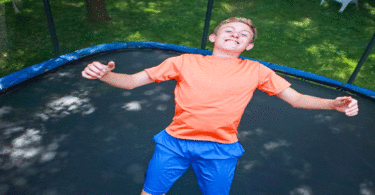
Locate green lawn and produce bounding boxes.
[1,0,375,91]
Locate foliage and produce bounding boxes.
[1,0,375,91]
[0,0,12,4]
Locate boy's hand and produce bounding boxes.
[82,61,115,79]
[332,96,358,117]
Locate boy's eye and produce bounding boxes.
[242,33,250,37]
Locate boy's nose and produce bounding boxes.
[231,32,240,38]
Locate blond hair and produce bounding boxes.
[214,17,257,42]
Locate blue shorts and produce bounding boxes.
[143,130,244,195]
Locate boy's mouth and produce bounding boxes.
[225,39,240,45]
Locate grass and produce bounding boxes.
[1,0,375,91]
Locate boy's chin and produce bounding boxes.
[219,46,243,53]
[224,41,238,48]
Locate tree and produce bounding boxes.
[85,0,111,22]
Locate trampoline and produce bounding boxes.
[0,42,374,195]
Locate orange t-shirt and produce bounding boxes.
[145,54,291,144]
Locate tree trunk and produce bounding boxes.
[85,0,111,22]
[0,3,8,68]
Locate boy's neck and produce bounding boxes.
[212,49,241,59]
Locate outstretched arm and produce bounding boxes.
[276,87,358,117]
[82,61,154,90]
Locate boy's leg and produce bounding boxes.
[140,189,164,195]
[191,158,238,195]
[142,143,191,195]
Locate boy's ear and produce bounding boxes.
[209,34,216,43]
[245,43,254,51]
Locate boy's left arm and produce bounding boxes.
[276,87,359,117]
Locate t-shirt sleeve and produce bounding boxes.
[257,64,291,96]
[144,55,183,83]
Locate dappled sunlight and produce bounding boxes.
[238,160,258,172]
[236,126,315,194]
[1,128,68,169]
[3,126,24,138]
[121,86,172,112]
[62,1,84,7]
[329,123,357,134]
[306,41,357,81]
[1,125,69,194]
[36,95,96,121]
[6,128,64,172]
[156,104,168,111]
[122,91,132,96]
[115,1,165,13]
[127,31,147,42]
[364,2,375,15]
[122,100,144,111]
[0,184,9,194]
[153,93,171,101]
[313,113,359,134]
[45,70,76,82]
[289,185,313,195]
[290,18,312,28]
[263,139,290,150]
[141,2,162,14]
[360,180,375,195]
[220,2,235,13]
[260,19,277,25]
[237,127,268,142]
[290,162,312,180]
[126,163,146,184]
[313,113,335,124]
[237,130,254,141]
[0,106,11,117]
[144,86,163,95]
[285,18,318,43]
[114,2,128,11]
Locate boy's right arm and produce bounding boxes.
[82,61,154,90]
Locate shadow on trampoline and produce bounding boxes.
[0,48,374,195]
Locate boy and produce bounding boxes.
[82,17,358,195]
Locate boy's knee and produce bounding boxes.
[141,189,165,195]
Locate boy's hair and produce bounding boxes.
[214,17,257,42]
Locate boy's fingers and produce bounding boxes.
[335,96,348,105]
[348,99,358,108]
[346,110,358,117]
[107,61,115,70]
[82,71,96,79]
[84,67,101,78]
[90,62,106,72]
[89,63,105,73]
[345,106,359,116]
[82,61,109,80]
[336,96,357,107]
[347,106,359,113]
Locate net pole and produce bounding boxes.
[201,0,214,50]
[43,0,61,58]
[347,32,375,84]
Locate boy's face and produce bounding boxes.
[209,22,254,53]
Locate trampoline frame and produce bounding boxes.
[1,41,374,100]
